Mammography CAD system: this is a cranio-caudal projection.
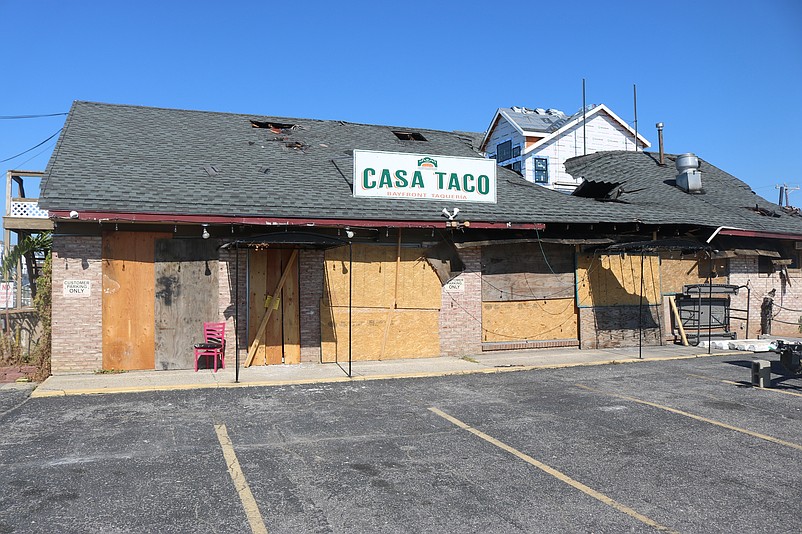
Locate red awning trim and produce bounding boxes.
[49,210,546,231]
[719,228,802,240]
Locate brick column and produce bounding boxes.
[218,247,248,365]
[299,249,324,363]
[51,236,102,374]
[439,247,482,357]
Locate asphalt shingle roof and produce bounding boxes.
[564,151,802,235]
[498,106,579,134]
[40,101,622,225]
[39,101,802,236]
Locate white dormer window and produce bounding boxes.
[497,140,512,162]
[533,157,549,183]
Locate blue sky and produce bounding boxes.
[1,0,801,228]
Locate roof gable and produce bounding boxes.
[481,104,651,153]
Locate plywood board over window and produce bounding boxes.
[482,242,574,301]
[321,242,441,362]
[154,239,219,370]
[482,299,577,342]
[481,243,577,342]
[576,253,660,307]
[102,231,171,371]
[659,253,729,295]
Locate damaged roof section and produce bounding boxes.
[250,120,298,132]
[564,150,802,236]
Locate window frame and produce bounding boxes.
[497,140,512,162]
[533,156,549,183]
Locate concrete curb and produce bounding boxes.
[30,351,743,398]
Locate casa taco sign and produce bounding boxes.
[353,150,497,203]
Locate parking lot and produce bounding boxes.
[1,355,800,533]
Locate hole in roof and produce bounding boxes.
[251,120,297,133]
[393,131,427,141]
[748,204,780,218]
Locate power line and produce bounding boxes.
[14,139,58,168]
[0,112,67,120]
[0,129,62,163]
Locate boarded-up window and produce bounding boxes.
[321,244,441,362]
[577,253,660,307]
[481,243,577,342]
[482,242,574,301]
[659,253,728,295]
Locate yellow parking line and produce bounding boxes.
[576,384,802,452]
[687,373,802,398]
[428,407,676,533]
[214,424,268,534]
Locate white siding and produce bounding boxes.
[484,116,524,160]
[520,111,640,192]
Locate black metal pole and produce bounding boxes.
[633,84,639,152]
[235,244,240,383]
[745,285,751,338]
[639,251,644,359]
[582,78,587,155]
[348,241,352,378]
[708,276,713,354]
[696,284,702,346]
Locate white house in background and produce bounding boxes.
[479,104,651,193]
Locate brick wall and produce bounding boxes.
[299,249,324,363]
[51,235,103,374]
[439,247,482,357]
[579,304,662,349]
[730,256,802,337]
[218,247,248,366]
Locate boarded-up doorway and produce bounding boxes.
[102,231,171,371]
[248,249,300,365]
[154,239,219,370]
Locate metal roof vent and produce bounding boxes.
[675,153,702,193]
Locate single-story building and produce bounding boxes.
[38,101,802,373]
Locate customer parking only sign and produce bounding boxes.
[353,150,497,203]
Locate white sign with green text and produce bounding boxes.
[353,150,497,203]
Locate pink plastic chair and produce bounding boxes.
[194,322,226,372]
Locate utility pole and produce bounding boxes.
[777,183,800,207]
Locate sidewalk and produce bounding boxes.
[31,344,747,398]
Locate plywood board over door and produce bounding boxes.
[154,239,219,370]
[248,248,300,365]
[102,231,170,371]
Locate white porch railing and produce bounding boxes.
[9,198,48,218]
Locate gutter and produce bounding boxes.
[48,210,546,231]
[706,226,741,243]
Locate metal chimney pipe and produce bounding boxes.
[656,122,665,165]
